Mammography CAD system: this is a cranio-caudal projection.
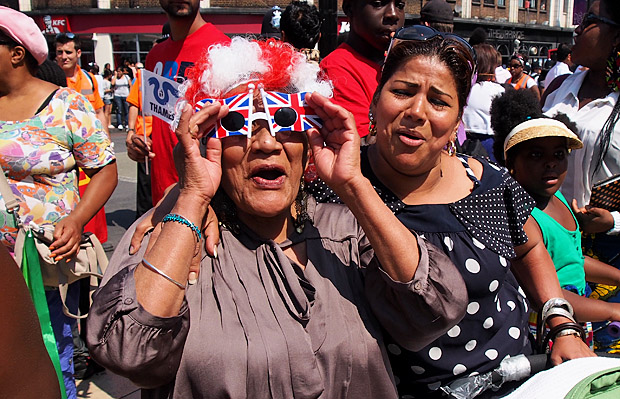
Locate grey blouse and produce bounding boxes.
[86,198,467,398]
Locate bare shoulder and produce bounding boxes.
[466,156,484,180]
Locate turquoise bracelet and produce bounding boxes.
[162,213,202,242]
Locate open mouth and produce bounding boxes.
[250,164,286,187]
[397,130,425,146]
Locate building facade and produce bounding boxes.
[3,0,586,69]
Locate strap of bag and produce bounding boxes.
[21,229,68,399]
[57,233,108,319]
[0,168,21,215]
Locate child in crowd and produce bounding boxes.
[491,89,620,351]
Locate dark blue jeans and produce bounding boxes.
[113,96,128,127]
[47,282,80,399]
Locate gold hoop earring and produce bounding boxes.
[447,140,457,156]
[368,114,377,136]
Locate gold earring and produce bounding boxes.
[369,118,377,136]
[447,139,457,156]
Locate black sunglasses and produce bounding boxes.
[579,12,620,29]
[55,32,76,40]
[387,25,477,64]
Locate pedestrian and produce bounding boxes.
[123,0,230,206]
[507,54,541,100]
[462,43,506,160]
[102,69,114,129]
[543,43,573,90]
[55,32,111,246]
[111,67,130,129]
[542,0,620,273]
[87,37,467,398]
[126,68,153,219]
[320,0,405,139]
[0,8,117,397]
[280,1,321,63]
[420,0,454,32]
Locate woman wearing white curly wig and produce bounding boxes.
[86,37,467,398]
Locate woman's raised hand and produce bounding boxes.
[305,92,364,195]
[173,102,228,206]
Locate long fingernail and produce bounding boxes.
[129,245,135,255]
[188,272,197,285]
[213,246,218,259]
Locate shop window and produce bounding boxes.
[498,0,505,6]
[519,0,536,8]
[540,0,546,11]
[484,0,494,5]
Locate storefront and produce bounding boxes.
[29,9,574,70]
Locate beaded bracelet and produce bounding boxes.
[162,213,202,242]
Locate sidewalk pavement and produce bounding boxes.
[76,371,140,399]
[76,127,141,398]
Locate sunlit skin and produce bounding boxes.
[217,93,308,238]
[346,0,405,62]
[159,0,199,18]
[369,55,460,185]
[508,59,524,81]
[55,41,80,76]
[572,0,618,72]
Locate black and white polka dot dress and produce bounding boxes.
[308,150,537,398]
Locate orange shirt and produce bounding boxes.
[126,71,153,137]
[66,65,104,110]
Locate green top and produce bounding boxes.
[531,191,586,295]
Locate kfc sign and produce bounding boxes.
[39,15,71,34]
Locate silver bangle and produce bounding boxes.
[141,258,186,290]
[541,298,574,323]
[544,307,576,324]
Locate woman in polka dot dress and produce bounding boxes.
[309,26,595,398]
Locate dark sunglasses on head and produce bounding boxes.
[579,12,620,29]
[387,25,477,64]
[55,32,76,40]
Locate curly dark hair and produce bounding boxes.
[491,89,579,167]
[280,1,321,50]
[373,35,475,116]
[490,89,543,166]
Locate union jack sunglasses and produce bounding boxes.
[195,84,323,139]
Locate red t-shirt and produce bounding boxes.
[145,23,230,205]
[320,43,381,137]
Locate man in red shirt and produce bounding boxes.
[320,0,404,139]
[125,0,230,205]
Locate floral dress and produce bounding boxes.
[309,150,537,397]
[0,87,115,250]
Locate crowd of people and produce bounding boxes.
[2,0,620,398]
